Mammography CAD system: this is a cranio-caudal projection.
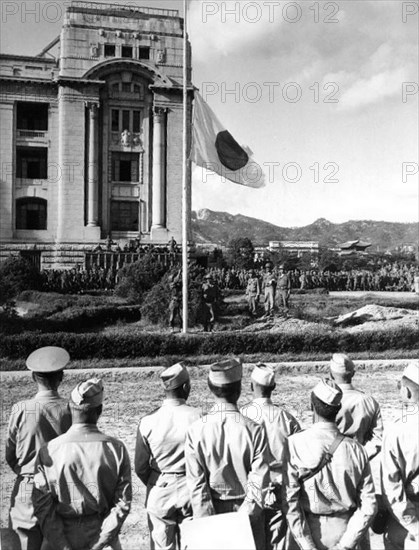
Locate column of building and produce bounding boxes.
[86,102,99,228]
[151,106,168,239]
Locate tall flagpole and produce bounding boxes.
[182,0,189,333]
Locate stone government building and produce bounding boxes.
[0,1,193,268]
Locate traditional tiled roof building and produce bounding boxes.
[0,1,192,268]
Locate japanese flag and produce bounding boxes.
[191,92,265,188]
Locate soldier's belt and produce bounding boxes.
[305,509,354,519]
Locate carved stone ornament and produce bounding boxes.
[156,49,166,63]
[90,44,99,57]
[121,129,132,146]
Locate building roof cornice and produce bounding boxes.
[0,54,57,64]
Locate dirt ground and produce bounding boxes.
[0,363,406,549]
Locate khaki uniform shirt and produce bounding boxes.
[336,383,383,459]
[277,273,291,291]
[246,277,260,296]
[283,421,377,550]
[134,398,200,484]
[381,410,419,540]
[33,423,132,550]
[241,398,301,484]
[262,272,276,292]
[185,403,270,518]
[6,390,71,476]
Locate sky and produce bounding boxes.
[1,0,418,227]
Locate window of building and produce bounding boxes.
[121,82,131,93]
[17,102,48,131]
[104,44,116,57]
[133,111,141,133]
[122,110,130,131]
[111,201,138,231]
[121,45,133,58]
[110,109,143,134]
[112,152,139,182]
[16,147,48,179]
[138,47,150,60]
[111,109,119,132]
[16,197,47,229]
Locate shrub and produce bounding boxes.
[0,256,42,304]
[141,262,207,327]
[115,253,167,303]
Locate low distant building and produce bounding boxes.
[268,241,319,257]
[339,240,372,256]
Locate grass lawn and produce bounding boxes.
[0,363,406,549]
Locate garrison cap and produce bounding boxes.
[251,363,275,387]
[71,378,103,408]
[160,362,189,390]
[403,361,419,385]
[330,353,355,375]
[209,358,242,387]
[26,346,70,373]
[312,379,342,407]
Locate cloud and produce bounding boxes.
[188,0,283,60]
[338,67,407,110]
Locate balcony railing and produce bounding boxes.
[85,251,179,271]
[17,129,48,140]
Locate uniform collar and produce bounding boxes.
[69,423,100,433]
[208,402,239,413]
[312,420,340,432]
[35,389,60,398]
[252,397,272,405]
[337,383,354,391]
[163,398,186,407]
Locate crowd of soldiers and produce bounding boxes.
[34,259,417,296]
[204,262,418,293]
[6,347,419,550]
[40,266,118,294]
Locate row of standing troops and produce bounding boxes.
[5,348,419,550]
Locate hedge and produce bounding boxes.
[1,325,417,363]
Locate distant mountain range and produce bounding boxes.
[191,209,419,251]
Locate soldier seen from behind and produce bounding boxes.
[241,364,301,550]
[33,378,132,550]
[283,379,377,550]
[6,346,72,550]
[185,358,270,550]
[135,363,200,550]
[381,361,419,550]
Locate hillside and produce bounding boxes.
[191,209,418,250]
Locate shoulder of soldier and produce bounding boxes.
[278,407,301,428]
[384,416,415,439]
[8,396,40,420]
[286,427,311,447]
[138,406,162,428]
